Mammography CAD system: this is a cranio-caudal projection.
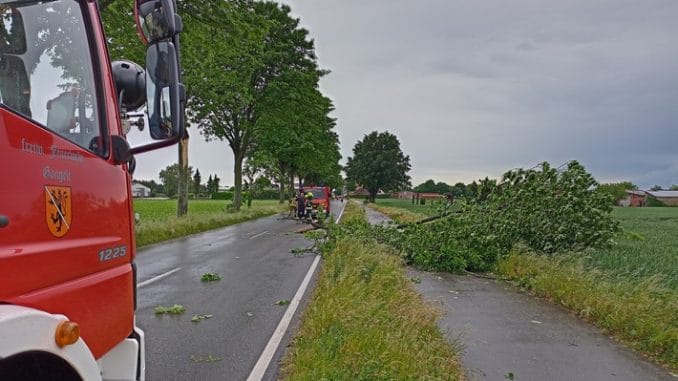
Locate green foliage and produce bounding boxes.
[159,163,194,199]
[646,196,666,207]
[354,162,620,272]
[345,131,412,202]
[596,181,637,205]
[201,273,222,282]
[154,304,186,315]
[274,299,291,306]
[211,191,233,200]
[414,179,453,193]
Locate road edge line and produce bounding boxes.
[246,255,321,381]
[138,267,181,288]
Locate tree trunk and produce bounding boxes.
[233,151,243,210]
[289,174,295,198]
[369,188,377,203]
[177,133,189,216]
[278,174,286,204]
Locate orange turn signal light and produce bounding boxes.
[55,320,80,348]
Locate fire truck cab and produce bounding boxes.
[0,0,184,379]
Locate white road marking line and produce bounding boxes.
[138,267,182,288]
[335,201,348,223]
[246,254,321,381]
[250,231,268,239]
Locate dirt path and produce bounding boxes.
[363,204,674,381]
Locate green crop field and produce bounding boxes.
[584,207,678,290]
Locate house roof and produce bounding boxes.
[646,190,678,198]
[624,190,678,198]
[625,190,646,196]
[132,183,151,191]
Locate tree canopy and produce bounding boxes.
[345,131,411,202]
[101,0,341,209]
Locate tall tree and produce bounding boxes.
[188,1,321,210]
[159,163,194,199]
[193,169,202,197]
[345,131,411,202]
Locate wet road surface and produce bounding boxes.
[364,204,674,381]
[134,200,344,381]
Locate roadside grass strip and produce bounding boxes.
[134,200,285,247]
[498,251,677,371]
[281,202,462,380]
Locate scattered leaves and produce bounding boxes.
[274,299,291,306]
[191,314,213,323]
[155,304,186,315]
[201,272,222,282]
[410,277,421,284]
[190,354,223,363]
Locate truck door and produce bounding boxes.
[0,0,135,358]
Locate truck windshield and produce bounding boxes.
[309,189,325,199]
[0,0,102,155]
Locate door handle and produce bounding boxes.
[0,215,8,228]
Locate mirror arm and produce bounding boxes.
[128,133,182,155]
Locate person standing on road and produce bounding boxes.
[296,190,306,220]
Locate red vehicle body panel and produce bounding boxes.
[0,1,135,359]
[306,186,331,213]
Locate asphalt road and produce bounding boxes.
[135,200,345,381]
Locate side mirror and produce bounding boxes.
[134,0,181,45]
[145,41,182,140]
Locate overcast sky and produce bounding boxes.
[134,0,678,189]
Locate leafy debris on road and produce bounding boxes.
[274,299,291,306]
[190,354,223,363]
[155,304,186,315]
[191,314,213,323]
[201,272,222,282]
[410,276,421,284]
[505,372,515,380]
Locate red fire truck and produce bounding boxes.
[305,186,331,215]
[0,0,184,379]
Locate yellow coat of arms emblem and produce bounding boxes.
[45,186,72,237]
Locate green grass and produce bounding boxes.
[497,207,678,370]
[583,207,678,290]
[281,202,462,380]
[133,199,284,247]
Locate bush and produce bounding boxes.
[211,191,233,200]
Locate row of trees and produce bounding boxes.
[101,0,342,212]
[136,166,221,198]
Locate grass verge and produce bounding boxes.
[498,250,677,371]
[280,202,462,380]
[134,200,284,247]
